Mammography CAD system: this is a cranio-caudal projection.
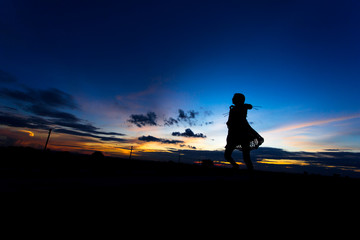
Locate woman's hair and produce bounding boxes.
[232,93,245,105]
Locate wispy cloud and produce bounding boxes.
[264,113,360,134]
[115,79,170,112]
[262,113,360,152]
[138,135,183,144]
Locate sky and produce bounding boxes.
[1,0,360,176]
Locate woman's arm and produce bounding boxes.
[245,104,253,110]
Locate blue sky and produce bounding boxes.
[1,0,360,175]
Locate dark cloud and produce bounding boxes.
[0,87,78,109]
[55,128,126,143]
[0,111,126,141]
[26,104,80,122]
[128,112,157,127]
[164,117,179,127]
[0,106,17,111]
[52,118,125,137]
[0,112,125,143]
[98,136,127,142]
[0,85,126,143]
[172,128,206,138]
[38,88,78,109]
[164,109,199,126]
[0,112,50,130]
[0,88,34,103]
[0,86,84,129]
[138,135,183,144]
[180,144,197,149]
[178,109,198,126]
[323,149,353,152]
[53,119,98,133]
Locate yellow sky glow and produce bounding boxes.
[258,158,310,166]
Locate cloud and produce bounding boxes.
[0,83,126,144]
[0,84,125,136]
[138,135,184,144]
[164,117,179,127]
[55,128,127,143]
[116,81,165,111]
[36,88,78,109]
[178,109,197,119]
[0,111,126,143]
[264,114,360,134]
[323,149,353,152]
[0,87,78,109]
[26,104,80,122]
[129,108,211,127]
[19,130,34,137]
[172,128,206,138]
[0,88,34,103]
[180,144,197,149]
[0,81,129,146]
[52,119,124,137]
[178,109,198,126]
[0,112,50,130]
[164,109,199,126]
[262,113,360,151]
[128,112,158,127]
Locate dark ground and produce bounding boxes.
[2,146,360,226]
[1,146,359,196]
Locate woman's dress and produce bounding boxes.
[226,104,264,151]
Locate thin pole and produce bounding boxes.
[44,129,52,151]
[129,146,133,160]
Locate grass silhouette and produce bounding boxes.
[0,146,359,196]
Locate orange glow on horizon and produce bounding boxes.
[19,130,34,137]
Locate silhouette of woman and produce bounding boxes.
[224,93,264,171]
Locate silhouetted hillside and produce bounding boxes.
[1,146,359,195]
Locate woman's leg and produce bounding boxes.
[242,145,253,171]
[224,146,239,169]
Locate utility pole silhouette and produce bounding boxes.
[44,129,52,151]
[129,146,133,160]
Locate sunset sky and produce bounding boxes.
[1,0,360,174]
